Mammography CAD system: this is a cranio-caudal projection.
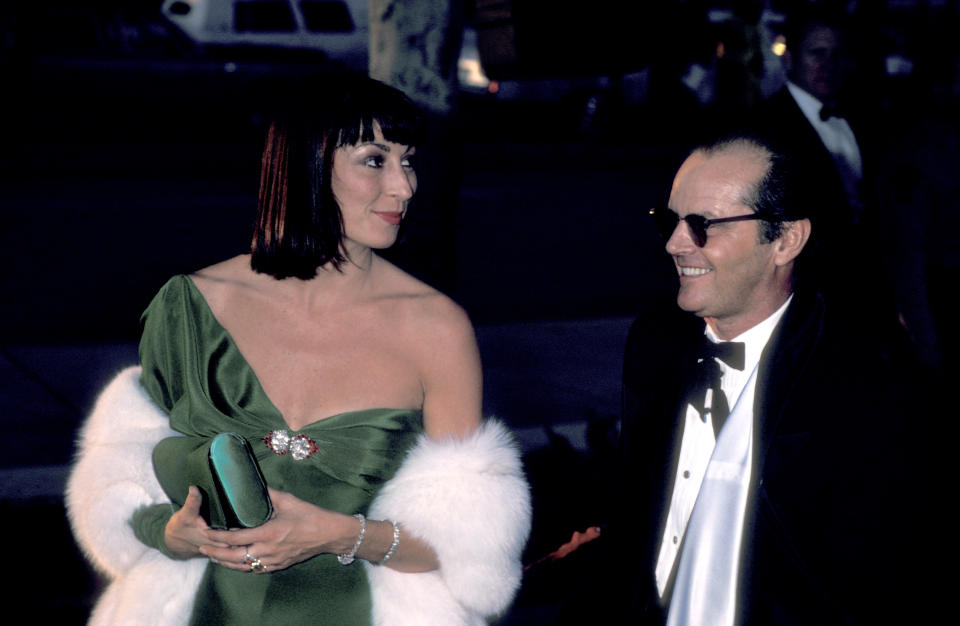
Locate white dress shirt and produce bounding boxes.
[656,296,793,625]
[786,81,863,215]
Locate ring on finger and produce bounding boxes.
[243,552,266,573]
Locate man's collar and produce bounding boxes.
[704,295,794,372]
[786,81,826,123]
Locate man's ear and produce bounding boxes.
[773,218,811,267]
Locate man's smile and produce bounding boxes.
[678,265,713,277]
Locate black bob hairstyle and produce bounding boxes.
[250,75,424,280]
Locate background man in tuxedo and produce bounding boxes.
[614,135,928,625]
[757,6,862,237]
[752,6,901,334]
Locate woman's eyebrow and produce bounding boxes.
[359,142,416,154]
[354,141,392,151]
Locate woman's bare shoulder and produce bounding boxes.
[191,255,254,283]
[189,255,263,302]
[374,258,473,338]
[373,261,481,438]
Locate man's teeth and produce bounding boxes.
[680,267,712,276]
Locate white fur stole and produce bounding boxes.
[365,420,532,625]
[66,367,531,625]
[65,366,206,625]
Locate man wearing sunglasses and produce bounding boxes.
[607,135,927,625]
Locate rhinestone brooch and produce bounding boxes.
[263,429,319,461]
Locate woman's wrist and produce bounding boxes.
[350,518,400,564]
[316,511,358,556]
[336,514,366,565]
[378,519,401,564]
[329,514,411,567]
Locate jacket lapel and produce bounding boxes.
[753,290,824,475]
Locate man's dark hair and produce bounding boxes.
[693,132,817,288]
[782,3,848,53]
[695,133,810,242]
[250,76,424,280]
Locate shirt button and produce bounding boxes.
[673,536,679,544]
[683,470,690,478]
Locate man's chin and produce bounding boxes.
[812,84,838,102]
[675,293,705,317]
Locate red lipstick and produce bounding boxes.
[375,211,403,225]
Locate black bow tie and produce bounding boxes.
[688,339,743,435]
[697,338,745,371]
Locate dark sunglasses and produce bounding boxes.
[649,207,770,247]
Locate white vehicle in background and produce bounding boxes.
[160,0,369,71]
[161,0,497,92]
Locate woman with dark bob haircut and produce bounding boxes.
[67,76,531,625]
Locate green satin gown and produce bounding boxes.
[137,275,423,625]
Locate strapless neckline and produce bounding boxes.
[179,274,421,431]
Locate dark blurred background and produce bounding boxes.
[2,0,957,621]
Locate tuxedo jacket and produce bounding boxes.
[614,290,931,625]
[754,86,863,218]
[751,87,902,340]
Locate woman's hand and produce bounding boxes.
[164,485,232,559]
[198,487,358,573]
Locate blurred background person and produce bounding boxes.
[750,3,906,353]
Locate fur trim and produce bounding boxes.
[65,366,205,625]
[67,370,531,625]
[365,420,532,625]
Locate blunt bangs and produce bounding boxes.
[250,76,423,280]
[331,80,424,149]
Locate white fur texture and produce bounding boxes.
[365,420,532,625]
[67,369,531,625]
[65,366,205,625]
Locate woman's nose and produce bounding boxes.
[385,161,415,200]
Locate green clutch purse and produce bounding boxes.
[153,432,273,529]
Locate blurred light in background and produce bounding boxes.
[458,27,491,91]
[772,35,786,57]
[885,54,915,76]
[458,57,491,90]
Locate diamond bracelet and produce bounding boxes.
[337,513,366,565]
